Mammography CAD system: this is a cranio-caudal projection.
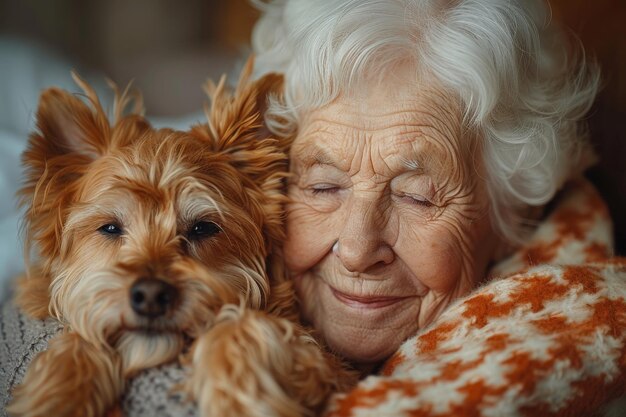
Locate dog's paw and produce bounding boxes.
[7,332,123,417]
[185,305,347,417]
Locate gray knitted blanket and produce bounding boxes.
[0,301,199,417]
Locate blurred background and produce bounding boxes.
[0,0,257,116]
[0,0,624,254]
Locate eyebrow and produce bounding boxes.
[297,145,339,169]
[400,157,423,172]
[297,142,434,176]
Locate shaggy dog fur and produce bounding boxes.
[7,60,350,417]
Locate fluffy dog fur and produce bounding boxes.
[7,61,350,417]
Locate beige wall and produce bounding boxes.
[0,0,258,115]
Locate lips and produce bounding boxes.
[330,286,412,309]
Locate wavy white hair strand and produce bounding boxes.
[251,0,600,244]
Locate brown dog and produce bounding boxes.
[7,60,350,417]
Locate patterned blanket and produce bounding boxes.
[1,178,625,416]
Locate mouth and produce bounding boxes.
[120,315,183,335]
[128,325,172,333]
[120,324,177,337]
[329,286,414,309]
[114,324,194,348]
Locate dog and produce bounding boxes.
[7,60,350,417]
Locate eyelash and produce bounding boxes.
[310,188,432,208]
[398,194,434,207]
[310,186,340,195]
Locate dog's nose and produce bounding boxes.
[129,278,178,318]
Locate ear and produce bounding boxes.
[191,56,288,184]
[34,72,112,162]
[23,73,112,199]
[20,73,112,271]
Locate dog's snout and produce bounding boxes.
[130,278,178,318]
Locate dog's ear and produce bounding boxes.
[191,57,288,186]
[31,73,112,164]
[20,74,115,270]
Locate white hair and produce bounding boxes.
[251,0,600,243]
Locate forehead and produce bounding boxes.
[292,72,466,174]
[76,136,225,214]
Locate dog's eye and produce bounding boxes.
[188,221,221,240]
[99,224,123,236]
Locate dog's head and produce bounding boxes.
[20,63,286,374]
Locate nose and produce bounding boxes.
[335,198,394,273]
[129,278,178,318]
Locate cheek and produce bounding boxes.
[51,234,129,327]
[283,199,338,274]
[396,217,489,293]
[61,232,119,273]
[400,234,462,291]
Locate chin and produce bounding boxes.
[318,322,406,364]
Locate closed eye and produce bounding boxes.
[310,185,341,195]
[397,194,433,207]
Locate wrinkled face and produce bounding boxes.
[50,134,269,374]
[285,72,498,364]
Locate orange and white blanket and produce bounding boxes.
[326,178,626,417]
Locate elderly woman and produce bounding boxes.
[1,0,625,416]
[248,0,626,415]
[252,0,597,359]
